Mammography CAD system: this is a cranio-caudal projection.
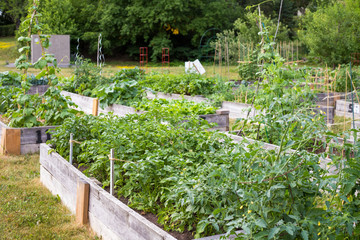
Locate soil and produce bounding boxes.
[0,114,10,124]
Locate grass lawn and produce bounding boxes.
[0,154,98,239]
[0,36,240,80]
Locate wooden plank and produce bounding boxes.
[76,179,90,225]
[20,126,56,145]
[40,166,76,214]
[0,128,21,155]
[92,98,99,116]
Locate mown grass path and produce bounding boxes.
[0,154,98,239]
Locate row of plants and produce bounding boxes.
[47,105,360,239]
[60,60,220,115]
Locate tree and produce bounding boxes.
[0,0,27,28]
[299,0,360,65]
[38,0,77,35]
[233,10,289,43]
[98,0,243,60]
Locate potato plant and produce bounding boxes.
[48,107,360,239]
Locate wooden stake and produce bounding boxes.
[296,40,299,61]
[219,43,222,77]
[92,98,99,116]
[76,179,90,225]
[213,42,217,75]
[0,128,21,155]
[326,66,330,123]
[238,40,240,62]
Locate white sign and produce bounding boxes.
[185,59,205,75]
[355,104,360,114]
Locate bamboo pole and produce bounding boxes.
[214,42,217,75]
[219,43,222,77]
[326,66,330,124]
[238,40,240,62]
[296,40,299,61]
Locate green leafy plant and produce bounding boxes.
[47,104,360,239]
[131,98,217,116]
[92,79,144,109]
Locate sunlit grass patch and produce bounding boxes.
[0,154,98,239]
[0,42,15,49]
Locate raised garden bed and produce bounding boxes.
[40,143,242,240]
[0,120,55,154]
[40,143,177,240]
[146,91,209,103]
[27,84,50,95]
[61,91,230,131]
[335,99,360,119]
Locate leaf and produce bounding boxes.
[34,58,47,69]
[196,221,209,234]
[212,208,222,216]
[268,227,280,239]
[17,36,31,42]
[284,225,294,236]
[255,218,267,228]
[18,46,30,53]
[301,230,309,240]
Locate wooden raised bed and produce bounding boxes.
[61,91,229,131]
[335,100,360,119]
[0,120,55,155]
[27,84,50,95]
[146,91,208,103]
[40,143,242,240]
[40,131,338,239]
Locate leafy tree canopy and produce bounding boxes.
[299,0,360,65]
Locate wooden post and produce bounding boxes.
[0,128,21,155]
[92,98,99,116]
[76,179,90,225]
